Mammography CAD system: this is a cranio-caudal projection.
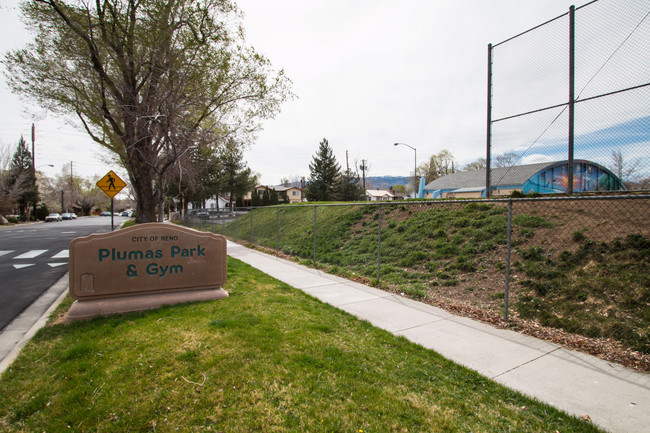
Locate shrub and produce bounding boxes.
[513,214,553,228]
[399,251,428,267]
[572,229,587,242]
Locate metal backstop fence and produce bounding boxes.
[187,195,649,367]
[487,0,649,195]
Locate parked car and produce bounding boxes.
[121,211,132,217]
[61,213,74,220]
[45,213,62,222]
[71,213,78,219]
[100,211,111,216]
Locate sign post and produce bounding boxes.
[97,170,126,230]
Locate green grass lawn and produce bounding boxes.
[0,258,601,432]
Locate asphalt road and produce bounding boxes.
[0,216,128,331]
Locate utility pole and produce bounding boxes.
[300,177,305,202]
[31,123,36,220]
[359,160,367,191]
[69,161,73,213]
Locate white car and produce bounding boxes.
[45,213,62,222]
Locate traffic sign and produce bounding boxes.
[97,170,126,199]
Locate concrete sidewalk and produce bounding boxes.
[227,241,650,433]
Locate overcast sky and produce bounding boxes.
[0,0,584,185]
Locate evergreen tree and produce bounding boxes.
[261,188,270,206]
[7,136,38,218]
[183,147,223,207]
[221,143,255,209]
[305,138,340,201]
[338,167,364,201]
[270,188,279,205]
[251,187,261,207]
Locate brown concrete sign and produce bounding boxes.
[67,223,227,321]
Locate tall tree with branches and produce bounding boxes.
[4,0,292,222]
[418,149,456,184]
[610,150,639,185]
[220,140,255,209]
[6,136,38,219]
[305,138,340,202]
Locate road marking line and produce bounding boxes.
[48,263,67,268]
[13,264,35,269]
[51,250,69,259]
[13,250,48,259]
[0,251,14,258]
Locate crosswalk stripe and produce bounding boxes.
[13,250,48,259]
[48,263,67,268]
[51,250,69,259]
[0,250,14,258]
[13,264,35,269]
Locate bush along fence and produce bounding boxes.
[187,195,650,360]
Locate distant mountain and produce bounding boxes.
[273,175,412,191]
[363,176,411,190]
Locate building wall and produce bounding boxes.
[285,187,302,203]
[444,191,482,199]
[523,162,623,193]
[491,188,518,197]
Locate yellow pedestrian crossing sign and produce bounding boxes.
[97,170,126,199]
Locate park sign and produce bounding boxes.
[67,223,227,321]
[96,170,126,199]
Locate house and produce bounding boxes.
[389,189,408,201]
[188,195,230,210]
[365,189,394,201]
[423,160,624,199]
[254,185,303,204]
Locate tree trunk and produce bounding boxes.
[126,150,158,224]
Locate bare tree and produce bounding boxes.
[418,149,456,183]
[4,0,292,222]
[0,142,14,214]
[610,150,639,184]
[494,152,519,168]
[464,158,486,171]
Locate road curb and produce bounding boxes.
[0,273,69,374]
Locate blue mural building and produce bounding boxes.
[423,160,624,199]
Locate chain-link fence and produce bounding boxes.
[488,0,649,194]
[187,196,649,364]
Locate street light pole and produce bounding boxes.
[394,142,417,197]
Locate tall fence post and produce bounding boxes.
[276,207,280,255]
[504,199,513,320]
[568,5,575,195]
[377,203,382,282]
[234,211,238,241]
[486,42,493,198]
[313,206,317,263]
[250,208,253,244]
